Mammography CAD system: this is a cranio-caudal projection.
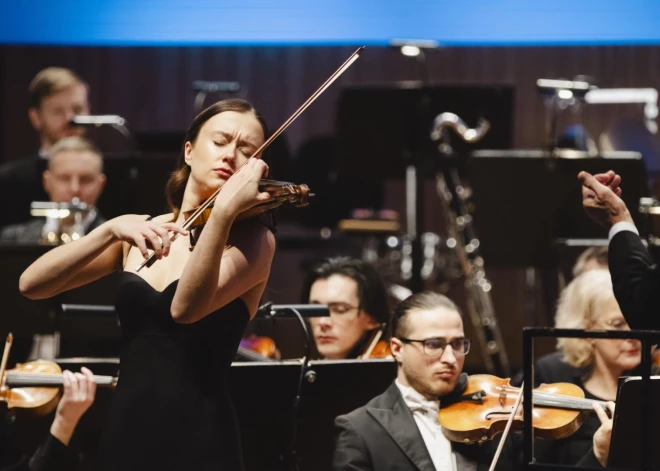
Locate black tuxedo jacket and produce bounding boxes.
[332,382,518,471]
[609,230,660,329]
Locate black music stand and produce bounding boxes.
[335,83,514,292]
[468,150,648,268]
[468,150,648,325]
[0,244,121,362]
[229,359,397,471]
[608,376,660,470]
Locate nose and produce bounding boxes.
[439,345,458,365]
[69,177,81,198]
[222,142,237,162]
[318,315,333,329]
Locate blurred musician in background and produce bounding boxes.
[301,257,391,360]
[0,136,106,244]
[1,367,97,471]
[0,67,91,227]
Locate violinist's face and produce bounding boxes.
[43,149,106,206]
[28,84,90,151]
[590,296,641,373]
[391,307,465,400]
[309,275,380,359]
[185,110,265,199]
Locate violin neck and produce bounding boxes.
[532,391,608,411]
[5,373,116,388]
[235,346,275,363]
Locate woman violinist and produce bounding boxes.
[19,99,276,470]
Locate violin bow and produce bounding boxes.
[488,381,524,471]
[137,46,365,272]
[0,333,13,393]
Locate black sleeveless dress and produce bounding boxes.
[98,271,249,470]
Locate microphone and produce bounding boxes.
[192,81,240,93]
[256,303,330,318]
[70,115,127,127]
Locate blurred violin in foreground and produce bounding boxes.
[0,334,116,416]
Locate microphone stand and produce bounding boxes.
[256,302,328,471]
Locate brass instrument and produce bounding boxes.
[431,112,510,377]
[31,198,93,245]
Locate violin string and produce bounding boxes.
[497,387,607,410]
[6,373,115,385]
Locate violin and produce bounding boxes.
[136,46,365,272]
[182,180,312,248]
[438,374,609,444]
[1,359,116,416]
[359,326,393,359]
[366,340,392,359]
[237,335,281,362]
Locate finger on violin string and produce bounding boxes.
[256,191,274,203]
[593,402,610,423]
[81,367,97,396]
[74,372,88,399]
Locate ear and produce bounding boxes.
[390,337,404,363]
[28,107,42,131]
[184,141,193,166]
[42,170,51,195]
[98,173,107,192]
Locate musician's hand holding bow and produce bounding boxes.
[213,159,273,219]
[579,170,633,230]
[49,367,97,446]
[107,214,188,259]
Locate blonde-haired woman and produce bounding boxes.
[533,269,643,467]
[556,268,642,399]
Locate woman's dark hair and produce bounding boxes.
[392,291,462,338]
[300,256,390,325]
[165,98,268,221]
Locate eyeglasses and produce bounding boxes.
[398,337,471,357]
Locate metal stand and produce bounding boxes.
[430,113,510,377]
[256,303,330,471]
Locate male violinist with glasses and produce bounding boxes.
[332,291,611,471]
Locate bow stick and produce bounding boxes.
[137,46,365,272]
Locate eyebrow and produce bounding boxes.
[211,131,258,150]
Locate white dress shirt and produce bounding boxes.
[396,380,456,471]
[609,221,639,241]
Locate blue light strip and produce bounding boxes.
[1,0,660,46]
